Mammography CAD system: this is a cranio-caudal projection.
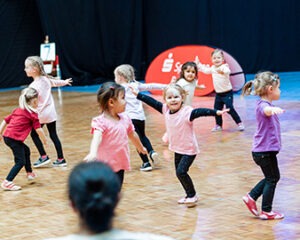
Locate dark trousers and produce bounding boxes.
[4,137,32,181]
[31,121,64,159]
[116,170,124,188]
[214,90,242,126]
[249,151,280,212]
[132,119,154,163]
[174,153,196,198]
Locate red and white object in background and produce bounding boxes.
[145,45,245,96]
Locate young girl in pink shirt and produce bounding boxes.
[0,88,47,191]
[84,82,147,187]
[24,56,72,167]
[131,84,228,205]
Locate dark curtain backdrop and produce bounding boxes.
[1,0,300,88]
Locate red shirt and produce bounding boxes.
[3,108,41,142]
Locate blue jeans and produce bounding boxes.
[249,151,280,212]
[174,153,196,198]
[214,90,241,126]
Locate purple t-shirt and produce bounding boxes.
[252,99,281,152]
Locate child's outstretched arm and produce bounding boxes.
[50,78,73,87]
[84,129,102,162]
[128,131,147,154]
[129,85,163,113]
[264,106,285,116]
[190,108,229,121]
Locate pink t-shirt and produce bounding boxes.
[162,104,200,155]
[91,112,135,172]
[29,76,68,124]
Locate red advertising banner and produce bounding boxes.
[145,45,245,96]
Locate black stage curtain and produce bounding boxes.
[1,0,300,88]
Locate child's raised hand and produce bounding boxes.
[128,84,139,96]
[216,108,230,115]
[65,78,73,86]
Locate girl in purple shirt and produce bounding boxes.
[242,71,284,220]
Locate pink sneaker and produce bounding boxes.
[242,193,258,216]
[27,172,37,181]
[1,180,21,191]
[259,211,284,220]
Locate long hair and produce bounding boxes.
[19,87,38,113]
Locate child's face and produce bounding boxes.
[183,66,196,82]
[211,52,224,67]
[114,74,127,85]
[270,81,281,101]
[24,60,37,77]
[29,98,39,109]
[112,91,126,114]
[165,88,183,112]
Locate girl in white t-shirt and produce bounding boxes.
[114,64,167,171]
[131,84,228,205]
[196,49,244,132]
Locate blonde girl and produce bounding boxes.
[131,84,228,205]
[241,71,284,220]
[196,49,244,132]
[24,56,72,167]
[0,88,47,191]
[84,82,147,187]
[114,64,167,171]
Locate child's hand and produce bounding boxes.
[83,153,97,162]
[195,56,201,65]
[137,146,147,155]
[216,108,230,115]
[170,76,177,84]
[216,68,224,74]
[128,84,139,96]
[271,107,285,115]
[65,78,73,86]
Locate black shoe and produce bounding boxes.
[140,162,152,171]
[52,159,67,167]
[33,156,51,168]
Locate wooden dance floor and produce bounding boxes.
[0,88,300,240]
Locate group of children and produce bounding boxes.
[0,49,285,220]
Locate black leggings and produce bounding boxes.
[4,137,32,181]
[214,90,242,126]
[174,153,196,198]
[132,119,154,163]
[31,121,64,159]
[116,170,124,188]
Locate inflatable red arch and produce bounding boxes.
[145,45,245,96]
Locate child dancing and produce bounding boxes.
[25,56,72,167]
[0,88,47,191]
[131,84,228,205]
[241,71,284,220]
[114,64,167,171]
[84,82,147,187]
[196,49,244,132]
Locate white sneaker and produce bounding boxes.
[238,123,245,131]
[150,151,160,166]
[211,125,222,132]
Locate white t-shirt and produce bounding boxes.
[44,229,175,240]
[176,78,197,106]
